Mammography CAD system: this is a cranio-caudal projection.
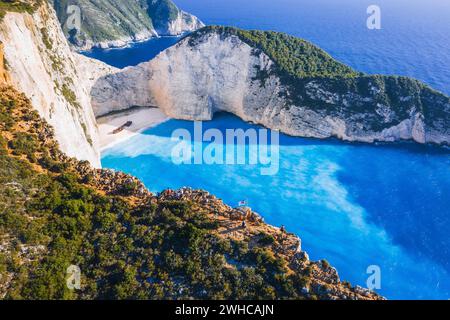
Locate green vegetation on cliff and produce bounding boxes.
[190,26,450,134]
[51,0,153,46]
[0,86,378,300]
[51,0,199,48]
[191,26,358,79]
[0,0,41,22]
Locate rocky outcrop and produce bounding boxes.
[92,29,450,145]
[158,188,382,300]
[0,1,111,167]
[162,10,204,36]
[51,0,204,50]
[0,41,8,84]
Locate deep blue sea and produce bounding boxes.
[92,0,450,299]
[82,36,181,69]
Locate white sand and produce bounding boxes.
[97,107,169,151]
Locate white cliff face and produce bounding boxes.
[147,33,285,124]
[73,53,119,94]
[165,11,205,36]
[91,33,283,120]
[0,3,108,167]
[91,32,450,145]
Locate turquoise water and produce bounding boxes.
[96,0,450,299]
[102,114,450,300]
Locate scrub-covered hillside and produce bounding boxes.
[0,85,380,300]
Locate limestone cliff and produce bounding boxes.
[0,1,113,167]
[51,0,204,50]
[92,27,450,145]
[165,9,204,36]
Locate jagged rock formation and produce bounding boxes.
[92,26,450,145]
[0,1,115,167]
[158,188,381,300]
[51,0,204,50]
[146,0,204,36]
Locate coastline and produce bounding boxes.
[97,106,169,152]
[77,33,188,53]
[76,35,156,52]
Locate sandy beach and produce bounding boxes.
[97,107,169,151]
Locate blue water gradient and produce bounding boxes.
[102,114,450,300]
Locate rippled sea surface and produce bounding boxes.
[96,0,450,299]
